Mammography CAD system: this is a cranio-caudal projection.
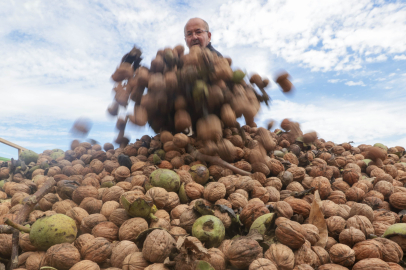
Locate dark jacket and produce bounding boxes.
[206,42,222,57]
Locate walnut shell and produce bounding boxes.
[145,187,169,209]
[285,197,311,218]
[42,243,81,270]
[118,217,148,241]
[275,201,294,219]
[294,240,319,268]
[80,197,103,214]
[227,238,263,269]
[228,193,248,209]
[348,203,374,223]
[352,258,391,270]
[374,238,403,263]
[329,244,355,267]
[339,227,366,248]
[302,224,320,246]
[91,221,119,242]
[69,260,101,270]
[311,176,332,200]
[249,258,278,270]
[353,240,384,261]
[346,215,374,237]
[109,208,130,227]
[326,216,346,238]
[72,185,99,204]
[81,237,112,263]
[204,182,226,202]
[66,207,89,228]
[240,201,270,228]
[276,219,306,249]
[26,251,46,270]
[122,252,149,270]
[81,213,107,234]
[142,229,176,263]
[110,240,139,268]
[264,243,295,270]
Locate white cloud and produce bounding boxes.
[366,54,388,62]
[345,81,366,86]
[394,54,406,60]
[328,79,340,83]
[255,98,406,146]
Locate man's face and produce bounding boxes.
[185,18,211,49]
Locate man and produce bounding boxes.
[184,18,222,57]
[121,18,222,69]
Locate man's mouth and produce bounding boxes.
[191,41,201,46]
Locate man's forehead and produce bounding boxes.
[185,19,206,30]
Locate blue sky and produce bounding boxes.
[1,0,406,159]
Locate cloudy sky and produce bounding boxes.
[1,0,406,158]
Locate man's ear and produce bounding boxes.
[208,32,212,42]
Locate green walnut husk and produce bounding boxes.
[383,223,406,238]
[155,149,166,160]
[192,215,225,248]
[121,195,156,219]
[363,159,372,166]
[193,80,209,103]
[153,154,162,165]
[196,260,215,270]
[373,143,388,151]
[232,70,245,83]
[30,214,77,250]
[179,183,189,204]
[249,213,276,236]
[40,267,58,270]
[0,180,6,190]
[101,180,115,188]
[50,149,65,160]
[189,165,210,185]
[150,169,181,192]
[19,150,39,164]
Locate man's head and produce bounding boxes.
[184,18,211,49]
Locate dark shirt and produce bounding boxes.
[206,42,222,57]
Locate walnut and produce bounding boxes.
[332,180,350,193]
[101,186,125,203]
[266,186,281,202]
[265,177,283,191]
[228,193,248,209]
[197,248,226,270]
[294,240,319,268]
[42,243,81,270]
[353,240,384,261]
[284,197,311,218]
[204,182,226,202]
[249,258,277,270]
[38,193,60,211]
[373,221,392,237]
[325,237,338,252]
[19,233,37,252]
[52,199,77,214]
[287,167,306,182]
[117,217,148,241]
[143,229,176,263]
[66,207,89,228]
[109,208,130,227]
[264,243,295,270]
[342,169,360,186]
[170,204,189,220]
[346,215,374,237]
[91,221,119,242]
[389,192,406,209]
[145,187,168,209]
[311,176,332,199]
[286,182,304,193]
[328,190,347,204]
[79,197,103,214]
[374,238,403,263]
[240,201,270,228]
[373,210,397,224]
[374,181,394,200]
[81,213,107,234]
[345,187,365,202]
[122,252,149,270]
[179,207,199,233]
[69,260,100,270]
[339,227,366,247]
[326,216,346,238]
[81,237,112,263]
[302,224,320,246]
[185,182,204,200]
[329,244,355,267]
[363,197,383,210]
[100,201,119,219]
[72,185,99,204]
[250,186,269,203]
[74,233,94,252]
[312,245,331,265]
[276,218,306,249]
[352,258,391,270]
[275,201,293,219]
[348,203,374,223]
[110,240,139,268]
[26,251,46,270]
[227,238,263,269]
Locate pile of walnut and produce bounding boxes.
[108,45,292,146]
[1,120,406,270]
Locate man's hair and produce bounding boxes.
[184,18,209,35]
